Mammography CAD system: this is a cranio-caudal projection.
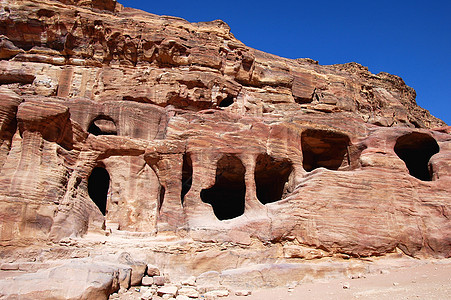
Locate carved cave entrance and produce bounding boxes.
[301,129,350,171]
[394,132,439,181]
[200,155,246,220]
[181,153,193,205]
[158,186,165,213]
[255,154,293,204]
[88,166,110,215]
[218,96,234,108]
[88,116,117,136]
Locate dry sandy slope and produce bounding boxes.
[226,260,451,300]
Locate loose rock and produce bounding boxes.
[154,276,166,286]
[181,276,196,287]
[158,285,178,297]
[204,290,230,298]
[178,287,199,298]
[142,276,154,286]
[147,264,161,277]
[235,290,252,296]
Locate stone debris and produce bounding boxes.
[116,265,132,290]
[235,290,252,296]
[181,276,197,287]
[118,252,147,286]
[204,289,230,298]
[147,264,161,277]
[140,289,154,300]
[350,273,366,279]
[154,276,167,286]
[142,276,154,286]
[157,285,178,297]
[178,287,200,298]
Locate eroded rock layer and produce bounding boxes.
[0,0,450,290]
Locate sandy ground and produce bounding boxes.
[226,260,451,300]
[1,256,450,299]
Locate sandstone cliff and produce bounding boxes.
[0,0,450,295]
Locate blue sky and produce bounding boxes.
[120,0,450,125]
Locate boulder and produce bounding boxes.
[147,264,161,277]
[181,276,196,286]
[118,252,147,286]
[178,287,199,298]
[0,260,119,300]
[204,290,230,298]
[157,285,178,297]
[142,276,154,286]
[153,275,166,286]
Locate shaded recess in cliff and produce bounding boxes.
[181,153,193,204]
[167,95,212,111]
[158,186,166,213]
[302,129,350,171]
[200,155,246,220]
[394,132,439,181]
[88,116,117,136]
[88,166,110,215]
[218,96,234,108]
[255,154,293,204]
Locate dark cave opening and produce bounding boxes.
[158,186,166,213]
[88,115,117,136]
[200,155,246,220]
[181,153,193,205]
[87,167,110,216]
[301,129,350,172]
[218,96,234,108]
[255,154,293,204]
[394,132,439,181]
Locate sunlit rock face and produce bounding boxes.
[0,0,450,273]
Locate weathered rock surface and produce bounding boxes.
[0,0,450,298]
[117,252,147,286]
[0,260,120,299]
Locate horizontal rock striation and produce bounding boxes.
[0,0,450,295]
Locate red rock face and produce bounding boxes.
[0,0,450,265]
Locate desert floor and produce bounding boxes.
[225,259,451,300]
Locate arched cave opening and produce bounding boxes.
[255,154,293,204]
[200,155,246,220]
[218,96,234,108]
[88,167,110,216]
[394,132,439,181]
[181,153,193,205]
[301,129,350,172]
[88,116,117,136]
